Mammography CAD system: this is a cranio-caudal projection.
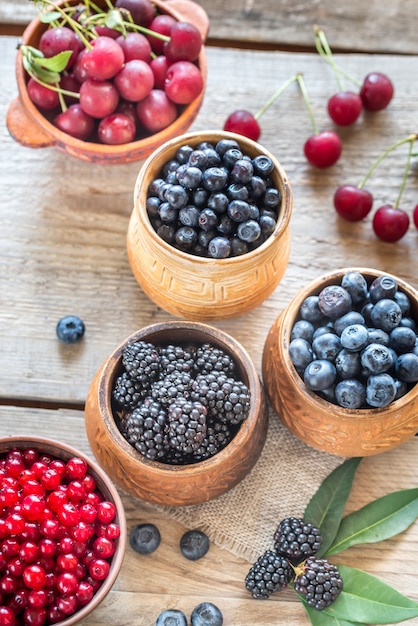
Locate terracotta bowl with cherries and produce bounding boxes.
[127,129,293,320]
[262,268,418,457]
[84,320,268,506]
[0,436,126,626]
[6,0,208,164]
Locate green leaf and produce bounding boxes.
[105,8,126,30]
[32,50,73,73]
[302,599,363,625]
[324,565,418,624]
[304,457,362,556]
[325,488,418,555]
[38,10,62,23]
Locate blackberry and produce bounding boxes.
[192,421,232,461]
[293,557,343,610]
[150,371,193,408]
[245,549,293,599]
[120,398,168,461]
[167,397,207,454]
[112,371,145,409]
[193,343,236,376]
[273,517,322,564]
[122,341,160,390]
[158,343,196,374]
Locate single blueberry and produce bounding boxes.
[369,275,397,303]
[164,184,189,209]
[222,148,243,168]
[208,192,228,214]
[230,237,248,256]
[335,379,366,409]
[312,332,341,361]
[176,144,194,163]
[289,338,314,370]
[247,175,266,198]
[367,328,390,346]
[175,226,198,250]
[237,219,261,243]
[340,324,369,352]
[215,138,240,157]
[188,148,208,170]
[366,373,397,408]
[198,208,218,232]
[312,325,335,339]
[193,187,209,207]
[227,199,251,222]
[335,349,362,379]
[263,187,282,208]
[333,311,365,335]
[394,290,411,316]
[318,285,352,319]
[259,214,276,237]
[395,353,418,383]
[290,319,315,343]
[231,158,254,184]
[399,317,417,332]
[370,299,402,333]
[361,342,394,374]
[180,530,210,560]
[202,147,222,167]
[252,154,274,177]
[191,602,223,626]
[227,182,249,201]
[56,315,85,344]
[208,236,231,259]
[177,165,203,189]
[159,202,178,223]
[129,523,161,555]
[304,359,337,391]
[341,271,368,304]
[202,167,229,192]
[179,205,201,228]
[156,609,188,626]
[300,296,327,325]
[389,327,417,354]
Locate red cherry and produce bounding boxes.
[223,110,261,141]
[304,130,342,168]
[39,26,81,69]
[79,79,119,119]
[150,55,168,89]
[164,60,203,104]
[147,14,176,55]
[116,31,151,62]
[412,205,418,229]
[98,113,137,145]
[360,72,394,111]
[327,91,363,126]
[27,79,59,111]
[372,205,410,242]
[163,21,202,63]
[136,89,178,133]
[334,186,374,222]
[82,36,124,81]
[114,59,154,102]
[114,0,155,27]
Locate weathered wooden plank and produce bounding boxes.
[1,37,417,404]
[1,0,418,54]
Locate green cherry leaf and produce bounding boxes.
[38,10,62,23]
[324,565,418,624]
[304,457,362,556]
[32,50,73,73]
[302,598,363,626]
[105,8,126,30]
[325,487,418,555]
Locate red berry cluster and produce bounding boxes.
[0,447,120,626]
[23,0,204,145]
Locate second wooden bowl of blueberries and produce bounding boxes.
[84,320,268,506]
[127,130,292,320]
[262,267,418,457]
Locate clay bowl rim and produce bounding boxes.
[133,129,293,264]
[279,266,418,423]
[0,435,127,626]
[14,0,207,160]
[95,320,265,477]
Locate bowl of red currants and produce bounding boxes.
[126,129,293,320]
[0,435,126,626]
[262,268,418,457]
[6,0,209,165]
[84,320,268,506]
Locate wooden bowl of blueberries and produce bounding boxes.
[262,268,418,457]
[126,130,292,320]
[6,0,208,164]
[84,320,268,506]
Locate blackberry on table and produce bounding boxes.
[122,340,160,388]
[293,556,343,610]
[245,549,293,599]
[120,398,168,461]
[167,397,207,454]
[274,517,322,564]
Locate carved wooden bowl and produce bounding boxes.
[262,268,418,457]
[0,435,126,626]
[84,321,268,506]
[6,0,208,164]
[127,130,293,320]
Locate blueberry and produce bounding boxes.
[231,158,254,184]
[318,285,352,319]
[157,224,176,244]
[208,236,231,259]
[191,602,223,626]
[389,327,416,353]
[215,138,240,157]
[230,238,248,256]
[304,359,337,391]
[179,205,200,227]
[177,165,203,189]
[340,324,369,352]
[146,196,161,218]
[312,332,341,361]
[367,328,390,346]
[129,523,161,555]
[164,184,189,209]
[175,226,198,249]
[394,290,411,316]
[202,167,229,192]
[202,147,222,167]
[300,296,327,325]
[176,144,193,163]
[222,148,243,168]
[335,349,362,379]
[237,219,261,243]
[259,213,277,236]
[341,271,368,304]
[370,298,402,333]
[263,187,282,208]
[369,275,397,303]
[188,148,208,170]
[289,338,314,370]
[156,609,188,626]
[159,202,178,223]
[290,319,315,342]
[366,373,397,408]
[247,175,267,198]
[395,353,418,383]
[56,315,85,344]
[252,154,274,177]
[207,192,228,214]
[335,379,366,409]
[361,342,394,374]
[399,317,417,331]
[198,208,218,232]
[227,199,251,222]
[227,182,249,201]
[193,188,209,207]
[333,311,365,335]
[180,530,210,561]
[312,324,335,339]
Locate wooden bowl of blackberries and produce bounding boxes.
[84,320,268,506]
[127,130,293,320]
[6,0,208,164]
[262,268,418,457]
[0,435,126,626]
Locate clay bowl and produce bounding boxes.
[6,0,208,165]
[262,267,418,457]
[0,435,126,625]
[127,130,293,321]
[84,320,268,506]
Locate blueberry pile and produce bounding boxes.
[289,272,418,409]
[112,339,251,464]
[146,138,282,258]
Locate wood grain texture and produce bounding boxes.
[1,38,417,405]
[2,0,418,54]
[0,406,417,626]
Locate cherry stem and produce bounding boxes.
[254,74,299,121]
[358,134,417,192]
[314,26,361,89]
[394,136,415,209]
[26,66,80,102]
[35,0,92,49]
[296,72,319,135]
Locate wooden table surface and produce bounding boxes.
[1,1,418,625]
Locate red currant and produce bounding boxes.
[372,205,410,242]
[22,564,47,591]
[304,131,342,168]
[0,606,16,626]
[88,558,110,581]
[97,501,116,524]
[327,91,363,126]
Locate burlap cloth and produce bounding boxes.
[156,407,343,564]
